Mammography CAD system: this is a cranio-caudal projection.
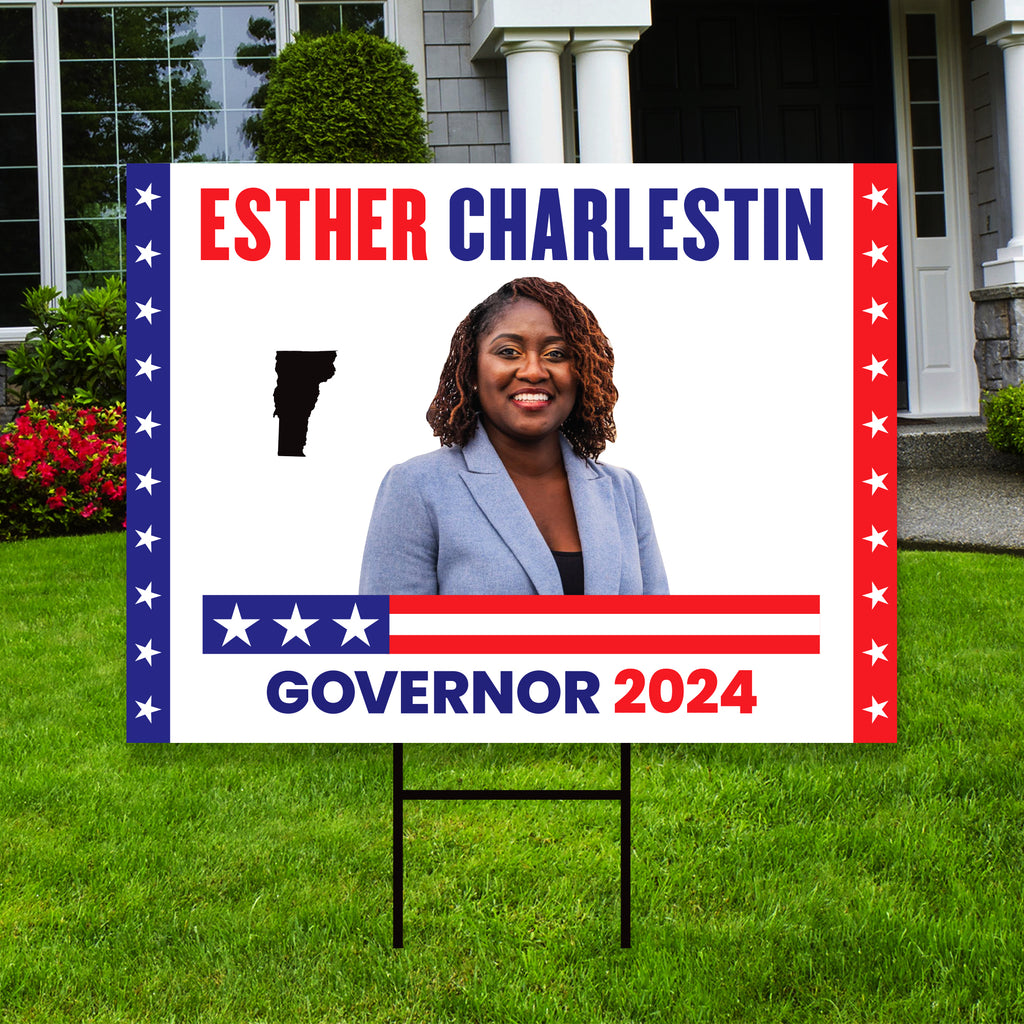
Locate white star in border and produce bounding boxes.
[274,604,318,646]
[862,696,889,722]
[863,297,888,323]
[135,355,161,379]
[135,298,161,324]
[334,602,379,647]
[862,241,888,266]
[135,240,161,266]
[863,639,888,665]
[863,184,888,209]
[863,355,888,379]
[135,639,160,665]
[135,525,160,551]
[214,603,260,646]
[135,412,160,437]
[135,184,161,209]
[863,526,888,551]
[863,583,888,608]
[135,582,161,608]
[135,468,161,494]
[135,696,162,722]
[863,468,888,494]
[863,412,888,436]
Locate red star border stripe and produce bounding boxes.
[853,165,897,743]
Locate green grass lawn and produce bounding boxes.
[1,535,1023,1022]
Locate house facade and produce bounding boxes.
[3,0,1023,417]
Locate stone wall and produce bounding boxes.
[972,284,1024,398]
[423,0,510,163]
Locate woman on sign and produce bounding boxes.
[359,277,668,596]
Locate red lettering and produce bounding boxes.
[275,188,309,260]
[234,188,271,261]
[357,188,387,260]
[392,188,427,260]
[315,188,351,260]
[200,188,229,260]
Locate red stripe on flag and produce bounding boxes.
[389,634,820,655]
[390,595,820,615]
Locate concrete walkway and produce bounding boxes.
[897,418,1024,555]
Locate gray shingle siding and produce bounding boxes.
[423,0,509,162]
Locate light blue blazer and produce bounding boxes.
[359,427,669,595]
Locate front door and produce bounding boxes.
[890,0,977,414]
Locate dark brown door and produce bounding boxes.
[630,0,898,164]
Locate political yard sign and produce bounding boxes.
[125,162,896,745]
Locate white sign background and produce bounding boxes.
[157,163,854,742]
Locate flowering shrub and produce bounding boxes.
[0,399,126,541]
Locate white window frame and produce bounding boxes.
[0,0,403,340]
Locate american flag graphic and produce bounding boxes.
[202,594,821,656]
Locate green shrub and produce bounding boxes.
[983,384,1024,456]
[257,30,431,163]
[2,277,127,407]
[0,399,126,541]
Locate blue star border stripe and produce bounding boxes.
[126,163,171,743]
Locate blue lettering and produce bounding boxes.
[449,187,484,261]
[682,188,719,261]
[786,188,823,260]
[573,189,609,259]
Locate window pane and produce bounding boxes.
[298,4,342,35]
[0,62,35,116]
[0,8,33,59]
[64,165,120,219]
[915,194,946,238]
[0,7,39,327]
[343,4,384,35]
[60,61,116,114]
[58,8,113,60]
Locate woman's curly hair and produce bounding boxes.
[426,277,617,460]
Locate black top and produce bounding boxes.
[551,550,584,596]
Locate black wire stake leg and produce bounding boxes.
[393,742,404,949]
[620,742,632,949]
[392,742,633,948]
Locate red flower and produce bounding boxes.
[81,502,98,518]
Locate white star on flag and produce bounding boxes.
[863,639,888,665]
[135,639,160,665]
[863,184,888,209]
[135,696,162,722]
[135,468,160,494]
[135,355,161,379]
[135,184,161,209]
[863,298,888,323]
[863,355,888,379]
[334,603,379,647]
[135,241,161,266]
[862,241,888,265]
[135,525,160,551]
[862,696,889,722]
[135,412,160,437]
[863,412,888,436]
[863,583,888,608]
[275,604,318,645]
[863,469,888,494]
[215,603,260,646]
[135,582,160,608]
[863,526,888,551]
[135,298,161,324]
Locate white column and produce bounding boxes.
[973,0,1024,282]
[570,35,638,163]
[499,39,567,162]
[1000,38,1024,248]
